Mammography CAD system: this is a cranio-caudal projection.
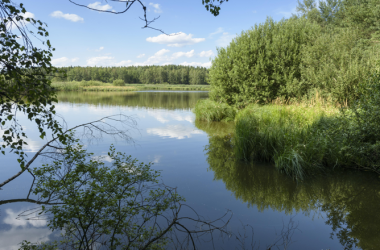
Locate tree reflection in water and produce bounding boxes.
[198,121,380,250]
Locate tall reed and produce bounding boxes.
[234,103,341,180]
[194,99,236,122]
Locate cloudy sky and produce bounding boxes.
[20,0,298,68]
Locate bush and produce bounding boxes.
[337,72,380,172]
[113,79,125,86]
[194,99,236,122]
[208,17,321,108]
[208,16,379,108]
[299,26,378,104]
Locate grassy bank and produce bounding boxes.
[234,103,342,180]
[194,99,236,122]
[195,74,380,179]
[52,81,210,91]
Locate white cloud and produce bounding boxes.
[137,49,198,66]
[92,154,113,163]
[3,209,47,227]
[11,12,35,30]
[1,208,52,250]
[148,110,194,124]
[50,11,84,22]
[216,32,236,47]
[179,61,212,68]
[86,56,114,66]
[86,56,133,66]
[52,57,80,67]
[52,57,69,66]
[88,2,113,11]
[153,155,161,164]
[155,49,170,56]
[147,125,203,139]
[149,3,162,13]
[22,12,35,20]
[199,50,214,58]
[138,49,170,65]
[115,60,133,66]
[146,32,205,47]
[137,54,145,58]
[172,50,194,59]
[209,27,224,38]
[96,46,104,52]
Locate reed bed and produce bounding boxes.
[234,104,342,180]
[52,81,210,92]
[194,99,236,122]
[127,84,210,91]
[52,81,137,92]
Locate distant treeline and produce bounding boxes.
[52,65,209,85]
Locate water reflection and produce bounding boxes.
[201,130,380,250]
[147,110,194,124]
[3,91,379,249]
[57,91,208,110]
[0,208,52,250]
[147,124,203,139]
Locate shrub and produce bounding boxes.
[194,99,236,122]
[208,16,379,108]
[299,26,378,104]
[113,79,125,86]
[337,72,380,172]
[208,17,321,108]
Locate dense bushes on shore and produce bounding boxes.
[208,0,379,107]
[195,73,380,179]
[194,0,380,179]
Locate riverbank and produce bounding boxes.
[194,78,380,180]
[51,81,210,92]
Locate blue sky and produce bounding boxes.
[20,0,299,68]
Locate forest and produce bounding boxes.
[51,65,209,85]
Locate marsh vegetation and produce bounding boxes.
[195,0,380,180]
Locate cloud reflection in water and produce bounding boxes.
[147,124,203,139]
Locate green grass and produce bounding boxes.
[234,104,346,180]
[51,81,210,91]
[52,81,137,92]
[127,84,210,91]
[191,98,342,180]
[194,99,236,122]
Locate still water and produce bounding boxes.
[1,91,379,249]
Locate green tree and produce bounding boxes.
[0,0,67,173]
[208,17,321,107]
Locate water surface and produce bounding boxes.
[1,91,379,249]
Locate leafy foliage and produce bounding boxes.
[31,144,184,249]
[112,78,125,86]
[0,0,66,170]
[202,0,230,16]
[53,65,209,85]
[194,99,236,122]
[208,17,321,107]
[208,0,379,107]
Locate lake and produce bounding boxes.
[1,91,379,250]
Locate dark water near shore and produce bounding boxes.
[1,91,379,250]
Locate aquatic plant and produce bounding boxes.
[234,104,341,180]
[194,99,236,122]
